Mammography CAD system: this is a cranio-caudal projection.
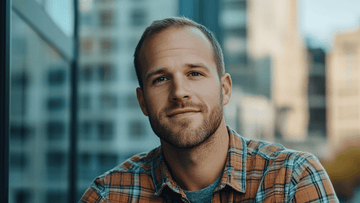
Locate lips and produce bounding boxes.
[167,108,200,117]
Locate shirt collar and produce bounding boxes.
[151,146,182,196]
[151,126,247,196]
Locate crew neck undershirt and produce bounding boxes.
[183,174,222,203]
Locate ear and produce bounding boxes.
[136,87,149,116]
[221,73,232,106]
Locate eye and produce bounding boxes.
[189,72,202,77]
[153,77,168,84]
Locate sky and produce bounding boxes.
[44,0,74,37]
[299,0,360,52]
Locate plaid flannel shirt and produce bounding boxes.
[80,127,339,202]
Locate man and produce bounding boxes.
[80,17,339,202]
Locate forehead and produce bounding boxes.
[138,26,215,73]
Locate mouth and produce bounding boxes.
[167,109,200,117]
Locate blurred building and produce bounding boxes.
[325,28,360,202]
[219,0,249,88]
[224,86,275,142]
[307,48,326,138]
[77,0,177,198]
[327,28,360,149]
[9,1,178,203]
[247,0,309,141]
[10,10,72,202]
[206,0,308,143]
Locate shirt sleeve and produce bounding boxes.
[79,177,107,203]
[289,153,339,203]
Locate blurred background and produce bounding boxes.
[8,0,360,202]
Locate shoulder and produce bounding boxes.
[241,138,338,201]
[79,147,159,202]
[238,136,324,181]
[243,136,318,165]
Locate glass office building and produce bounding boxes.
[8,0,177,202]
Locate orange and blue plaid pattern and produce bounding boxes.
[80,127,339,202]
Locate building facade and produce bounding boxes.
[77,0,178,198]
[247,0,309,141]
[327,29,360,149]
[9,1,178,203]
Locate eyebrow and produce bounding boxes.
[145,67,169,81]
[186,62,211,73]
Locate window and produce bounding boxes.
[79,153,97,181]
[309,108,326,136]
[81,38,94,53]
[47,121,65,141]
[97,120,114,140]
[309,76,325,95]
[130,9,147,27]
[10,153,28,171]
[80,94,91,110]
[80,65,93,82]
[100,93,117,109]
[47,97,66,111]
[80,121,92,140]
[99,10,115,28]
[98,63,114,81]
[10,124,32,142]
[100,38,117,54]
[129,120,145,138]
[48,68,66,86]
[46,151,66,181]
[309,49,325,64]
[14,189,32,203]
[46,152,65,168]
[11,71,29,88]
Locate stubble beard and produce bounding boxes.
[148,91,224,149]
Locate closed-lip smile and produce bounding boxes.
[167,109,200,117]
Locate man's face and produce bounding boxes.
[136,27,231,149]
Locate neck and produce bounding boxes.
[161,119,229,191]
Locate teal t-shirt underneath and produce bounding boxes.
[183,174,222,203]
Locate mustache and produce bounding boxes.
[163,101,207,114]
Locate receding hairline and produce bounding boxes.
[137,26,217,77]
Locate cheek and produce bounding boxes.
[200,84,221,99]
[145,92,167,114]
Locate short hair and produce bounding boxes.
[133,16,225,88]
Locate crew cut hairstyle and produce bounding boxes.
[133,16,225,88]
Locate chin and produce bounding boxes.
[158,124,213,149]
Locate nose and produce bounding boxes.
[169,75,191,102]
